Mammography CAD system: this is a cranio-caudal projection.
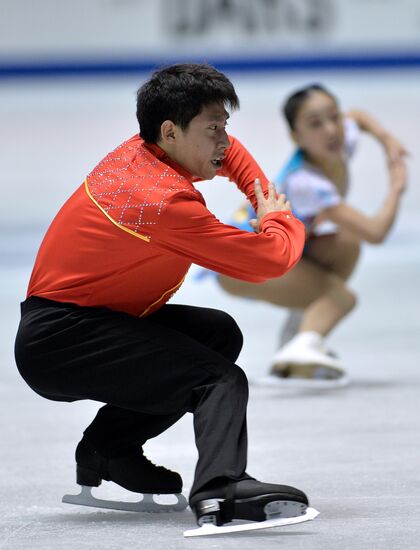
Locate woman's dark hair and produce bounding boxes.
[136,63,239,143]
[283,84,338,130]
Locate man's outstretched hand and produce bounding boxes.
[249,179,291,233]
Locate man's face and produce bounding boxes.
[167,102,231,180]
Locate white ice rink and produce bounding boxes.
[1,70,419,549]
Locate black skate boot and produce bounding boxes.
[75,438,182,494]
[190,478,308,526]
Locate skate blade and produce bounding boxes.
[62,485,188,513]
[252,371,350,390]
[183,506,319,537]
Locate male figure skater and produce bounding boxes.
[15,64,308,527]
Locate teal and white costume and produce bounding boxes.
[230,117,360,238]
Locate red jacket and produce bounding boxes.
[27,134,305,316]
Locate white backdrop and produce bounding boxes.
[1,0,419,60]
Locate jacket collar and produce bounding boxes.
[143,140,194,183]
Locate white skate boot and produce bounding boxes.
[267,331,349,389]
[279,311,338,357]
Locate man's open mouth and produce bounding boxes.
[210,157,224,168]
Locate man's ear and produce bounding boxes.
[160,120,177,145]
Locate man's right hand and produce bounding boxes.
[249,179,291,233]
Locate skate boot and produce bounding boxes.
[62,438,187,512]
[270,331,348,388]
[75,437,182,494]
[188,478,311,533]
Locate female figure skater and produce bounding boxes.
[218,84,408,385]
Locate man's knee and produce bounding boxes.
[190,361,248,413]
[222,311,243,358]
[222,363,249,398]
[205,308,243,361]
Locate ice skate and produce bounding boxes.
[62,438,188,513]
[262,332,349,389]
[184,479,318,537]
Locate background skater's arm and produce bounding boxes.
[345,109,409,165]
[316,159,407,244]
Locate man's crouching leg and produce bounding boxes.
[189,363,309,526]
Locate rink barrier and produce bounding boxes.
[1,52,420,78]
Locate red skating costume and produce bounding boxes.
[27,135,304,316]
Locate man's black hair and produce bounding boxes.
[283,84,338,130]
[136,63,239,143]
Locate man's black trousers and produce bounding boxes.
[15,296,249,499]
